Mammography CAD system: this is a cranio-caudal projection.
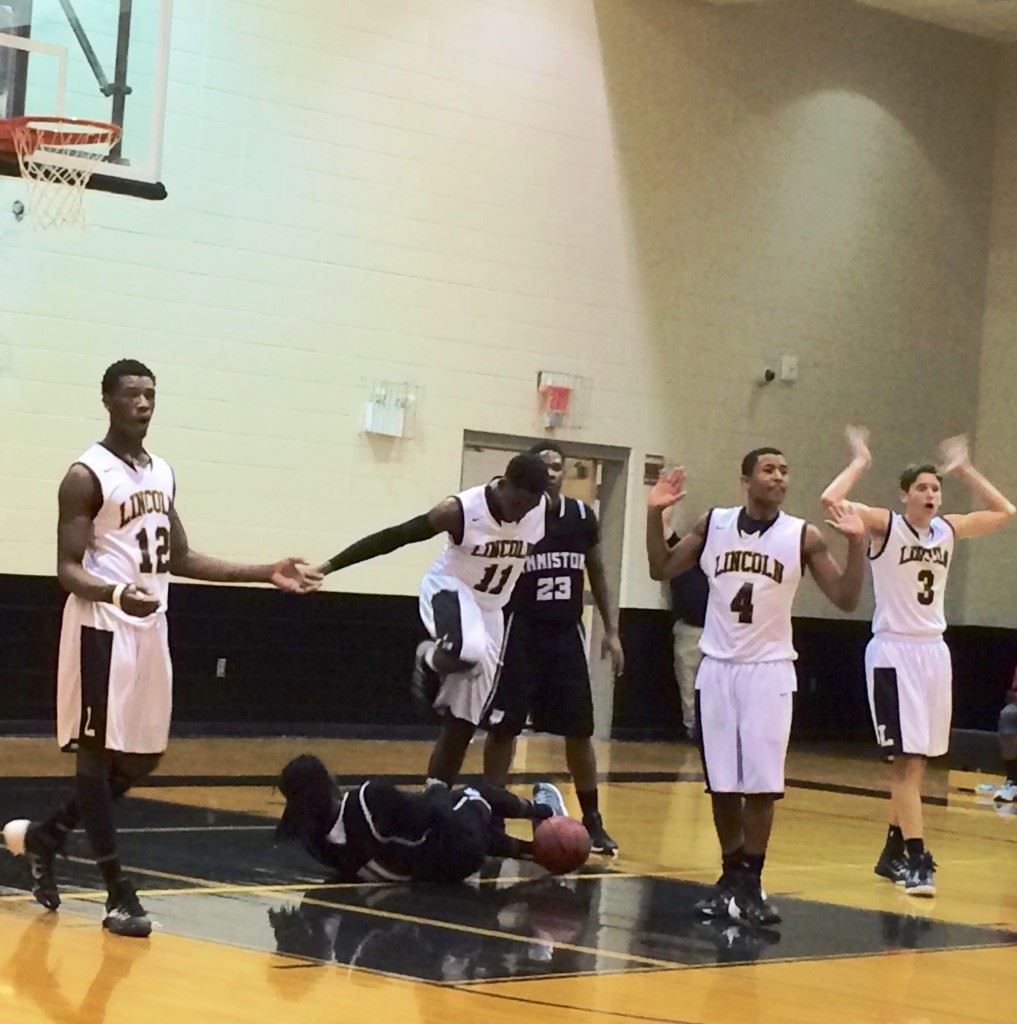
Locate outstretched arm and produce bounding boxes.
[317,497,462,577]
[939,435,1016,540]
[169,506,319,592]
[820,425,888,534]
[804,504,867,612]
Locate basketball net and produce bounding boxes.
[1,117,121,229]
[542,384,572,429]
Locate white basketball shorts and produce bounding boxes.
[695,656,796,795]
[57,594,173,754]
[419,572,506,726]
[865,634,952,760]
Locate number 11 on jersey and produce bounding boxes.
[476,563,512,596]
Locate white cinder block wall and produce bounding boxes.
[594,0,999,617]
[0,0,1008,622]
[964,46,1017,627]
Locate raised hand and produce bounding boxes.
[937,434,971,477]
[271,558,323,593]
[648,467,687,511]
[845,425,871,467]
[824,500,867,540]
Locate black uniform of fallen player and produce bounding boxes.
[275,755,555,882]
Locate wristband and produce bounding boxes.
[111,584,127,609]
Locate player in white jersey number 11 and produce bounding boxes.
[314,454,548,792]
[822,426,1015,897]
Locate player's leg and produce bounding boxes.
[727,663,793,926]
[3,598,91,909]
[414,577,472,718]
[482,732,516,788]
[472,783,553,860]
[552,624,617,854]
[95,619,171,936]
[995,703,1017,801]
[897,640,952,896]
[865,639,909,883]
[482,614,531,790]
[426,591,504,787]
[693,658,747,917]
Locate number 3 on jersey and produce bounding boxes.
[730,582,754,624]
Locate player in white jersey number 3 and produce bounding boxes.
[647,448,866,928]
[822,426,1015,897]
[2,360,319,938]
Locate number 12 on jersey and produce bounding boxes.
[730,582,754,624]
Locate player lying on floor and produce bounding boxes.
[274,755,577,882]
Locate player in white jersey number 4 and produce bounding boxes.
[822,427,1015,897]
[315,454,547,792]
[647,448,867,928]
[2,360,320,939]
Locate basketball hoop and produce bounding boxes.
[541,384,572,429]
[0,116,121,229]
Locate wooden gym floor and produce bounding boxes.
[1,735,1015,1023]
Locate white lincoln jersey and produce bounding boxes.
[869,512,954,637]
[699,506,806,663]
[74,443,175,623]
[426,484,545,611]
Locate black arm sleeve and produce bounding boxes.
[323,514,435,575]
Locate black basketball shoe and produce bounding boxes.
[103,878,152,938]
[3,819,61,911]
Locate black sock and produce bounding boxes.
[76,773,121,887]
[495,835,534,859]
[97,854,122,889]
[722,845,746,874]
[743,853,765,879]
[577,789,599,819]
[1005,758,1017,785]
[883,825,904,857]
[904,837,925,866]
[530,802,553,821]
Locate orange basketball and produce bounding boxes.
[533,816,591,875]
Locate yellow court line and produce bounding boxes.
[1,863,687,906]
[70,868,685,900]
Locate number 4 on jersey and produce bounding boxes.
[730,582,754,624]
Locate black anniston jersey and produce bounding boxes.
[510,497,599,624]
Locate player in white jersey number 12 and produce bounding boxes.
[647,448,866,928]
[822,427,1014,897]
[2,359,320,939]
